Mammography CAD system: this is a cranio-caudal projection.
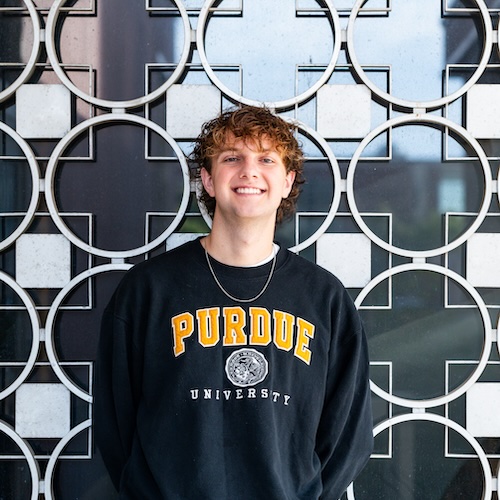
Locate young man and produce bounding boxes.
[95,106,373,499]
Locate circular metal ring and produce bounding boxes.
[44,113,190,259]
[346,114,492,258]
[0,271,40,400]
[44,419,91,500]
[496,163,500,210]
[45,264,132,402]
[0,0,41,104]
[497,313,500,359]
[347,412,492,500]
[346,0,493,110]
[355,263,492,408]
[288,119,342,252]
[196,0,341,109]
[0,123,41,252]
[45,0,191,109]
[0,421,40,500]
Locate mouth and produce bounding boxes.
[234,187,264,195]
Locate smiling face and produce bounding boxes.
[191,107,304,224]
[200,135,296,225]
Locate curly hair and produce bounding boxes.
[190,106,305,224]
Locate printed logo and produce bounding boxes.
[225,348,268,387]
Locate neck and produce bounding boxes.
[202,215,276,267]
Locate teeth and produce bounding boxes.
[236,187,262,194]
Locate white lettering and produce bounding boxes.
[189,387,291,406]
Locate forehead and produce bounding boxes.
[215,133,280,154]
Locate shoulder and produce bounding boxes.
[280,248,346,290]
[278,248,360,324]
[111,238,203,300]
[128,238,202,278]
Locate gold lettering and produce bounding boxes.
[196,307,220,348]
[172,312,194,357]
[175,307,316,364]
[222,306,247,345]
[249,307,271,345]
[273,310,295,351]
[294,317,315,364]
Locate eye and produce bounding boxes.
[223,155,239,163]
[261,157,275,164]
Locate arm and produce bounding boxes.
[93,298,143,491]
[316,298,373,500]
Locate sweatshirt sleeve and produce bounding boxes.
[93,296,144,492]
[316,296,373,500]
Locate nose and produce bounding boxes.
[239,157,259,178]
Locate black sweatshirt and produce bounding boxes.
[94,239,373,499]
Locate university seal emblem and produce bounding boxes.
[225,348,268,387]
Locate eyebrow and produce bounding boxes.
[216,146,279,155]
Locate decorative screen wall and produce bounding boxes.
[1,0,499,498]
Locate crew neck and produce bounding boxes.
[199,237,280,268]
[246,243,280,267]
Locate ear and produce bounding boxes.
[200,167,215,197]
[282,170,296,198]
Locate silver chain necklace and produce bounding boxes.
[204,249,277,303]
